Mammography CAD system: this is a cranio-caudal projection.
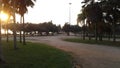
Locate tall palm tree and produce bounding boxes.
[0,15,5,63]
[17,0,36,45]
[100,0,120,42]
[82,0,103,41]
[12,0,18,49]
[77,13,86,40]
[2,3,11,42]
[2,0,18,49]
[19,16,22,43]
[0,0,6,63]
[6,15,11,42]
[82,0,120,42]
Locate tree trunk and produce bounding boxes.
[0,0,5,63]
[6,25,9,42]
[13,15,17,49]
[88,23,91,40]
[83,20,85,40]
[113,22,116,42]
[13,1,17,49]
[88,32,91,40]
[6,16,10,42]
[19,16,22,43]
[0,18,5,63]
[0,45,5,63]
[23,15,26,45]
[83,31,85,40]
[95,23,98,41]
[99,33,103,41]
[108,32,111,41]
[67,32,70,36]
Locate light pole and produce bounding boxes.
[69,3,72,24]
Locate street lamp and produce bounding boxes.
[69,2,72,24]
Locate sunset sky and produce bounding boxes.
[17,0,82,26]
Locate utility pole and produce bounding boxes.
[69,3,72,24]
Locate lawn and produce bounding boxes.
[63,38,120,47]
[0,41,72,68]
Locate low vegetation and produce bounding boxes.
[0,41,72,68]
[63,38,120,47]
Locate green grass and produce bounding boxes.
[0,41,72,68]
[63,38,120,47]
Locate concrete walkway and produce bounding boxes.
[27,36,120,68]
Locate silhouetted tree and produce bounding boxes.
[77,13,86,40]
[63,23,71,36]
[70,25,81,35]
[17,0,36,45]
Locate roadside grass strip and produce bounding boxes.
[63,38,120,47]
[0,41,72,68]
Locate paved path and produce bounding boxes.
[27,36,120,68]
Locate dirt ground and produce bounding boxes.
[27,35,120,68]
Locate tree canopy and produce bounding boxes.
[77,0,120,41]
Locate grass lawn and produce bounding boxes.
[63,38,120,47]
[0,41,72,68]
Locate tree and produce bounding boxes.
[70,25,81,35]
[101,0,120,42]
[77,13,86,40]
[81,0,114,41]
[81,0,120,42]
[0,0,6,63]
[17,0,36,45]
[0,16,5,63]
[63,23,71,36]
[2,0,12,42]
[3,0,19,49]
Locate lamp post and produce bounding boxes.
[69,3,72,24]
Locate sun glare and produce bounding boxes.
[0,11,8,21]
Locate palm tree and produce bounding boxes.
[0,0,5,63]
[2,0,18,49]
[19,16,22,43]
[82,0,103,41]
[6,15,11,42]
[0,17,5,63]
[1,0,10,42]
[82,0,120,42]
[100,0,120,42]
[12,0,17,49]
[77,13,86,40]
[17,0,36,45]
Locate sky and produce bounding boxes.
[17,0,83,26]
